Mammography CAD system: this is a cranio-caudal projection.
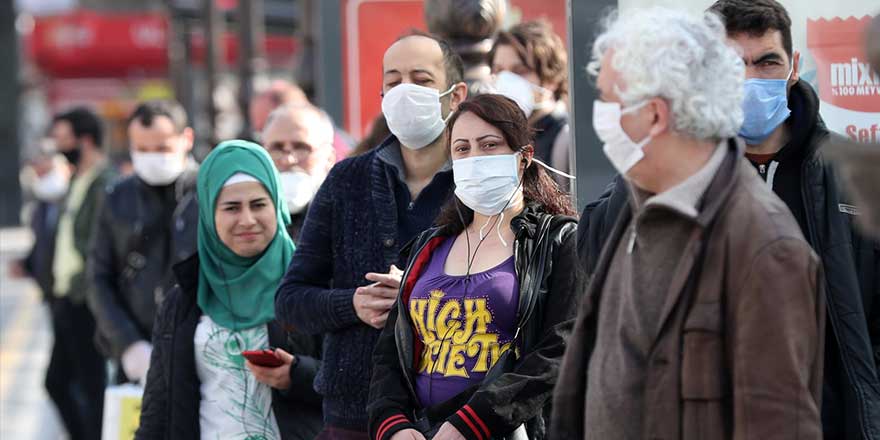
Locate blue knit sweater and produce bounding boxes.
[275,138,453,431]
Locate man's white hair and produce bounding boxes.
[263,103,335,144]
[588,8,745,141]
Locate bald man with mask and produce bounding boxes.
[275,31,467,439]
[261,104,336,241]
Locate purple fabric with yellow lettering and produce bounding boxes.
[408,236,519,408]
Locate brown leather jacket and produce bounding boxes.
[552,140,826,440]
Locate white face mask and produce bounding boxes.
[593,100,652,175]
[492,71,551,118]
[382,83,456,150]
[131,151,187,186]
[453,153,522,216]
[32,167,69,202]
[278,170,321,215]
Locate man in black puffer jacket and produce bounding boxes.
[87,100,199,384]
[578,2,880,438]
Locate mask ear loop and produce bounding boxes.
[517,144,576,181]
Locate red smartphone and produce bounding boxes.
[241,348,284,368]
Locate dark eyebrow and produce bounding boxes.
[383,69,401,76]
[476,134,503,142]
[410,69,435,77]
[749,52,785,65]
[220,196,268,206]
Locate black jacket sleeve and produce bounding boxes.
[446,225,586,440]
[275,163,361,335]
[134,287,177,440]
[368,304,419,440]
[577,175,626,279]
[87,187,144,359]
[277,354,322,408]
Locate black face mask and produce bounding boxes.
[61,146,81,167]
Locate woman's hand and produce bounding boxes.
[389,428,426,440]
[432,423,466,440]
[245,348,295,390]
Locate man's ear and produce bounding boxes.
[449,82,468,112]
[789,51,801,86]
[325,147,337,173]
[647,98,670,138]
[181,127,195,153]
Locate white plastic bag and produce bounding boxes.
[101,383,144,440]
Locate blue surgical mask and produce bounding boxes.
[739,67,793,145]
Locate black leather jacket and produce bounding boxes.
[136,254,323,440]
[368,205,585,440]
[87,163,199,360]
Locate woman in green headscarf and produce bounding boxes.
[137,140,323,440]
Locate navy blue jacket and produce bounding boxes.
[275,138,453,431]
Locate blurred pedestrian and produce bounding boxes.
[11,153,69,299]
[9,152,74,434]
[260,104,336,241]
[250,80,310,134]
[275,31,467,439]
[709,1,880,435]
[367,94,583,440]
[49,107,116,440]
[250,79,354,161]
[136,140,323,440]
[489,20,571,188]
[551,8,824,439]
[87,100,199,385]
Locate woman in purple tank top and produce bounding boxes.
[368,94,585,440]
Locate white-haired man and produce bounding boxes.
[551,8,824,439]
[261,103,336,241]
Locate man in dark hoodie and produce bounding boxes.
[576,2,880,438]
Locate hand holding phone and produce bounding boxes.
[244,348,296,391]
[241,348,284,368]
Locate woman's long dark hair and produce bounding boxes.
[435,94,576,234]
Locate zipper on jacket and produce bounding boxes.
[627,225,637,254]
[765,161,780,191]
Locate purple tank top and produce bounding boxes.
[408,235,520,408]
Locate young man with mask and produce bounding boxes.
[489,20,571,187]
[712,2,880,437]
[260,103,336,241]
[10,152,78,437]
[11,153,70,299]
[87,100,198,385]
[49,107,115,440]
[275,31,467,438]
[552,8,824,439]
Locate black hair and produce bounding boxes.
[709,0,793,59]
[128,99,189,133]
[52,107,104,147]
[395,29,465,88]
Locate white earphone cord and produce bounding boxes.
[531,158,576,180]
